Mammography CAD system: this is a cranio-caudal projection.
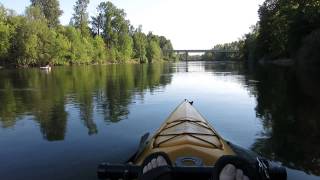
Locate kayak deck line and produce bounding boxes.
[159,118,215,131]
[154,120,222,149]
[154,134,222,149]
[156,133,218,136]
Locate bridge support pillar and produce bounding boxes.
[185,51,188,61]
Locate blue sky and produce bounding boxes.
[1,0,264,49]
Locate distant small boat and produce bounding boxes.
[40,65,51,70]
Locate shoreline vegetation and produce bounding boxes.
[0,0,175,68]
[202,0,320,66]
[1,0,319,69]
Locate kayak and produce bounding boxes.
[97,100,287,180]
[133,100,235,166]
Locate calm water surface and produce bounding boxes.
[0,62,319,180]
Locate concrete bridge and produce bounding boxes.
[172,49,239,53]
[169,49,239,61]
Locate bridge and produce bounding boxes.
[171,49,239,53]
[169,49,239,61]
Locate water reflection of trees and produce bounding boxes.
[245,66,320,176]
[0,64,172,140]
[204,61,246,75]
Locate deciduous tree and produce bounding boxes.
[30,0,62,28]
[71,0,90,36]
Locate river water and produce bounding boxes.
[0,62,319,180]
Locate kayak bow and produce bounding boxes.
[97,100,287,180]
[133,100,235,166]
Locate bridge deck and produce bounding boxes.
[171,50,239,53]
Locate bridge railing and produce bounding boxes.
[167,49,240,61]
[169,49,239,53]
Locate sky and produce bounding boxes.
[1,0,265,49]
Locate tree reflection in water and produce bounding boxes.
[0,62,319,178]
[246,66,320,176]
[0,64,172,139]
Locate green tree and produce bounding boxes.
[91,5,104,36]
[0,5,11,64]
[132,26,147,63]
[201,41,241,61]
[82,36,94,64]
[256,0,289,59]
[255,0,320,60]
[146,32,161,63]
[117,33,133,62]
[0,2,174,67]
[9,6,49,66]
[30,0,62,28]
[18,6,61,66]
[92,35,107,63]
[159,36,174,60]
[97,1,133,62]
[52,29,71,65]
[147,40,161,63]
[64,26,92,64]
[71,0,90,37]
[240,24,259,62]
[0,21,10,63]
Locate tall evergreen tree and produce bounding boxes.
[71,0,90,36]
[30,0,62,28]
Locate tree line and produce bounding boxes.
[201,42,242,61]
[203,0,320,64]
[0,0,174,68]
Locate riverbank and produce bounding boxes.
[0,2,174,69]
[0,59,172,69]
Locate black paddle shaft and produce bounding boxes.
[97,158,287,180]
[97,163,215,180]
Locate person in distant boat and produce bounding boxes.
[40,63,51,70]
[141,154,250,180]
[45,63,51,68]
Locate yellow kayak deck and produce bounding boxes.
[135,100,235,166]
